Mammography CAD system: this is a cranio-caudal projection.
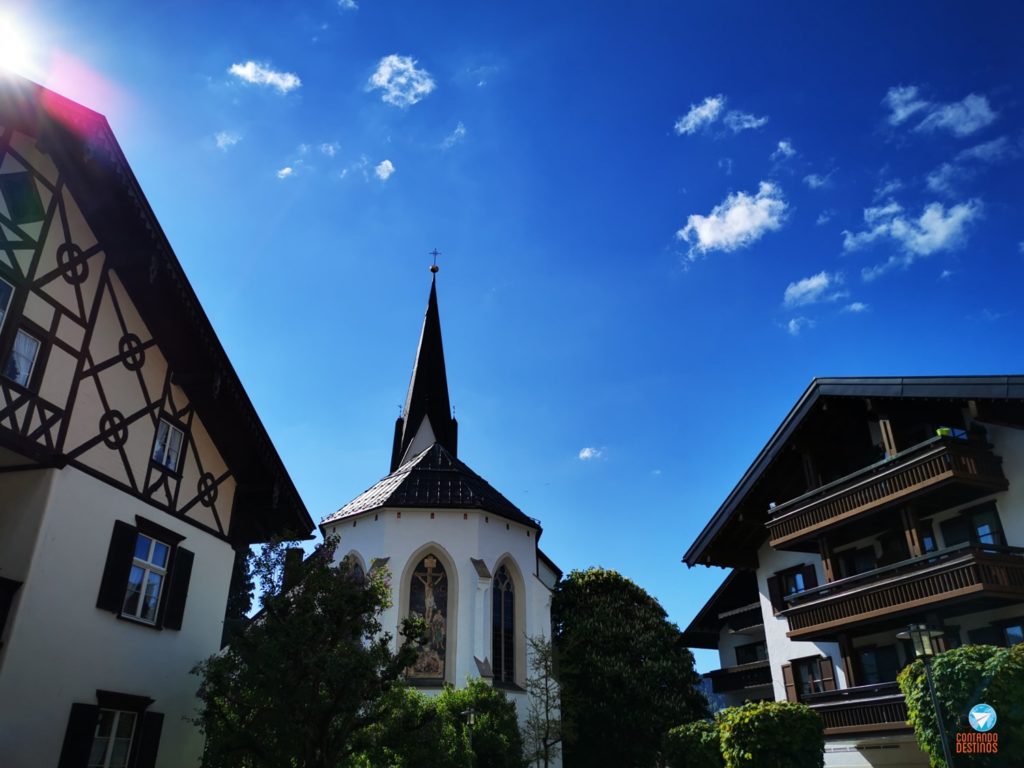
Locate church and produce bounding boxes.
[321,269,561,725]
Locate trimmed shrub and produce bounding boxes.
[898,643,1024,768]
[718,701,823,768]
[663,719,723,768]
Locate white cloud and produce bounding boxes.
[718,157,733,175]
[1019,241,1024,254]
[723,110,768,133]
[884,85,930,126]
[215,131,241,151]
[917,93,997,137]
[441,121,467,149]
[803,172,833,190]
[276,166,294,180]
[320,142,339,157]
[578,447,603,461]
[677,182,787,259]
[229,61,301,93]
[842,302,869,313]
[772,140,796,161]
[338,0,358,9]
[940,269,954,280]
[927,137,1013,195]
[884,85,997,137]
[873,178,903,200]
[368,54,435,107]
[783,271,846,307]
[845,199,982,279]
[374,159,395,181]
[786,317,814,336]
[674,95,725,135]
[816,210,834,226]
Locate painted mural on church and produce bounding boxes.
[409,554,447,680]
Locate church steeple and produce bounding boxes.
[390,273,458,471]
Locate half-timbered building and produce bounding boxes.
[683,376,1024,768]
[0,75,313,768]
[321,273,561,754]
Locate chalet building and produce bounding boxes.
[321,273,561,755]
[683,376,1024,768]
[0,75,313,767]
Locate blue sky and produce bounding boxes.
[5,1,1023,671]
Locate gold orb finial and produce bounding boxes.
[429,248,441,273]
[430,264,439,273]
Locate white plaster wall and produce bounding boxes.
[323,506,553,726]
[0,467,235,768]
[755,543,846,701]
[716,624,766,669]
[823,734,928,768]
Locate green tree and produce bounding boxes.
[523,636,563,768]
[898,643,1024,768]
[552,568,708,768]
[192,536,422,768]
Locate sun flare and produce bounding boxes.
[0,14,36,76]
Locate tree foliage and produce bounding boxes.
[552,567,708,767]
[353,679,525,768]
[523,635,563,768]
[663,719,723,768]
[717,701,823,768]
[192,536,422,768]
[898,643,1024,768]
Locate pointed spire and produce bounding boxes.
[390,273,458,471]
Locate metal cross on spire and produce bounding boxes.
[429,248,441,273]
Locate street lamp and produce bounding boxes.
[898,623,954,768]
[463,708,476,762]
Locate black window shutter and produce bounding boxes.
[97,521,137,613]
[802,564,819,590]
[161,548,194,630]
[0,576,22,637]
[766,575,783,612]
[58,703,99,768]
[133,711,164,768]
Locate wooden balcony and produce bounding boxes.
[767,436,1007,548]
[706,660,772,694]
[803,682,910,736]
[783,545,1024,639]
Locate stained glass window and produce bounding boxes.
[409,554,447,681]
[492,564,515,684]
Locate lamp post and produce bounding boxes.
[898,623,954,768]
[463,708,476,764]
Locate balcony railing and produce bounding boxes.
[705,660,772,694]
[803,682,910,736]
[782,544,1024,638]
[766,436,1007,547]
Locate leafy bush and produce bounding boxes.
[898,643,1024,768]
[717,701,823,768]
[352,679,525,768]
[663,719,723,768]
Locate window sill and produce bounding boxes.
[114,612,163,631]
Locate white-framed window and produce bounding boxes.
[152,419,184,472]
[122,534,169,624]
[2,328,41,387]
[88,708,137,768]
[0,277,12,332]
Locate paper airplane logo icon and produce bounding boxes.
[969,704,997,732]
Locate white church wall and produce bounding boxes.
[0,466,234,768]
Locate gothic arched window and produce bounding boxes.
[409,554,448,682]
[492,564,515,684]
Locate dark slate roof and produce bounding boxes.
[681,569,759,649]
[390,277,458,471]
[0,73,313,544]
[322,442,539,529]
[683,375,1024,567]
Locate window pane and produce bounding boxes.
[153,420,169,464]
[941,516,971,548]
[3,330,40,387]
[88,736,109,768]
[151,541,169,569]
[0,279,12,332]
[972,509,1004,546]
[134,534,153,562]
[116,711,136,738]
[109,737,132,768]
[123,566,145,616]
[95,709,115,738]
[142,572,163,621]
[166,426,183,469]
[1004,624,1024,646]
